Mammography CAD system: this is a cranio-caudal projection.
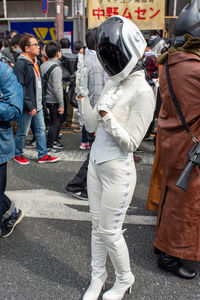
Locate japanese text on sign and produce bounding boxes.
[88,0,165,30]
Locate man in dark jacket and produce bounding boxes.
[60,38,78,128]
[0,62,24,238]
[40,41,64,153]
[13,33,59,164]
[66,28,105,200]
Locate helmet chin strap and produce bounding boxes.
[131,58,145,74]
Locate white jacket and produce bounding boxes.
[79,70,155,163]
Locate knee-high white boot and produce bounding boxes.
[83,226,108,300]
[101,230,135,300]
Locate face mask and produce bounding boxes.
[15,47,22,54]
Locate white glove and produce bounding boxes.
[75,53,88,97]
[97,87,122,113]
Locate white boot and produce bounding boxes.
[83,226,108,300]
[101,230,135,300]
[83,272,107,300]
[102,273,135,300]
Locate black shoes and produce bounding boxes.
[154,246,162,255]
[157,251,197,279]
[47,147,61,153]
[66,190,88,200]
[53,141,64,150]
[1,209,24,238]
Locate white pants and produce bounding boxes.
[87,157,136,280]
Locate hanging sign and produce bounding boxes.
[41,0,48,15]
[88,0,165,30]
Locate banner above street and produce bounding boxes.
[88,0,165,30]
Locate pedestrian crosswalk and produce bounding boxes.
[24,148,154,164]
[6,189,157,225]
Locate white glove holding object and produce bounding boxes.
[97,85,122,113]
[75,53,88,97]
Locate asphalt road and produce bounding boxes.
[1,131,200,300]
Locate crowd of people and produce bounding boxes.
[0,1,200,299]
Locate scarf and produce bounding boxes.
[158,34,200,65]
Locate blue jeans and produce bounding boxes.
[82,125,88,143]
[15,109,47,159]
[0,162,15,232]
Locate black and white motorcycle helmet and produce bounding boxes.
[96,15,146,82]
[175,0,200,45]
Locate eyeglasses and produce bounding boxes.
[28,43,39,47]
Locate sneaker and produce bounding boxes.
[144,134,153,141]
[53,141,64,150]
[134,155,142,163]
[73,128,82,133]
[80,142,90,150]
[47,147,61,153]
[1,209,24,238]
[62,122,67,129]
[66,123,72,129]
[14,155,30,165]
[71,124,80,128]
[66,190,88,200]
[38,154,60,164]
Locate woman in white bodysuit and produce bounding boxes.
[76,16,156,300]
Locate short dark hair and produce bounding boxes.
[20,33,36,52]
[55,40,62,48]
[85,28,98,50]
[60,38,71,49]
[45,41,61,58]
[8,30,18,40]
[73,40,84,54]
[11,34,22,46]
[2,38,10,48]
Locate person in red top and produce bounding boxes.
[13,33,59,164]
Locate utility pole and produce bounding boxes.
[55,0,64,40]
[3,0,7,19]
[173,0,177,17]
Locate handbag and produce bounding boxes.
[68,77,78,108]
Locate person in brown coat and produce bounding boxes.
[154,0,200,279]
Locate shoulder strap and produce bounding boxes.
[165,56,198,143]
[43,64,58,80]
[43,64,59,91]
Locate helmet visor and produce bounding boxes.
[96,17,132,76]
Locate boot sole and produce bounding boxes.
[66,191,88,200]
[14,159,30,165]
[38,158,60,163]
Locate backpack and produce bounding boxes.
[43,64,59,95]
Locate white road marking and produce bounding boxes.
[24,148,88,162]
[6,189,156,225]
[24,148,154,164]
